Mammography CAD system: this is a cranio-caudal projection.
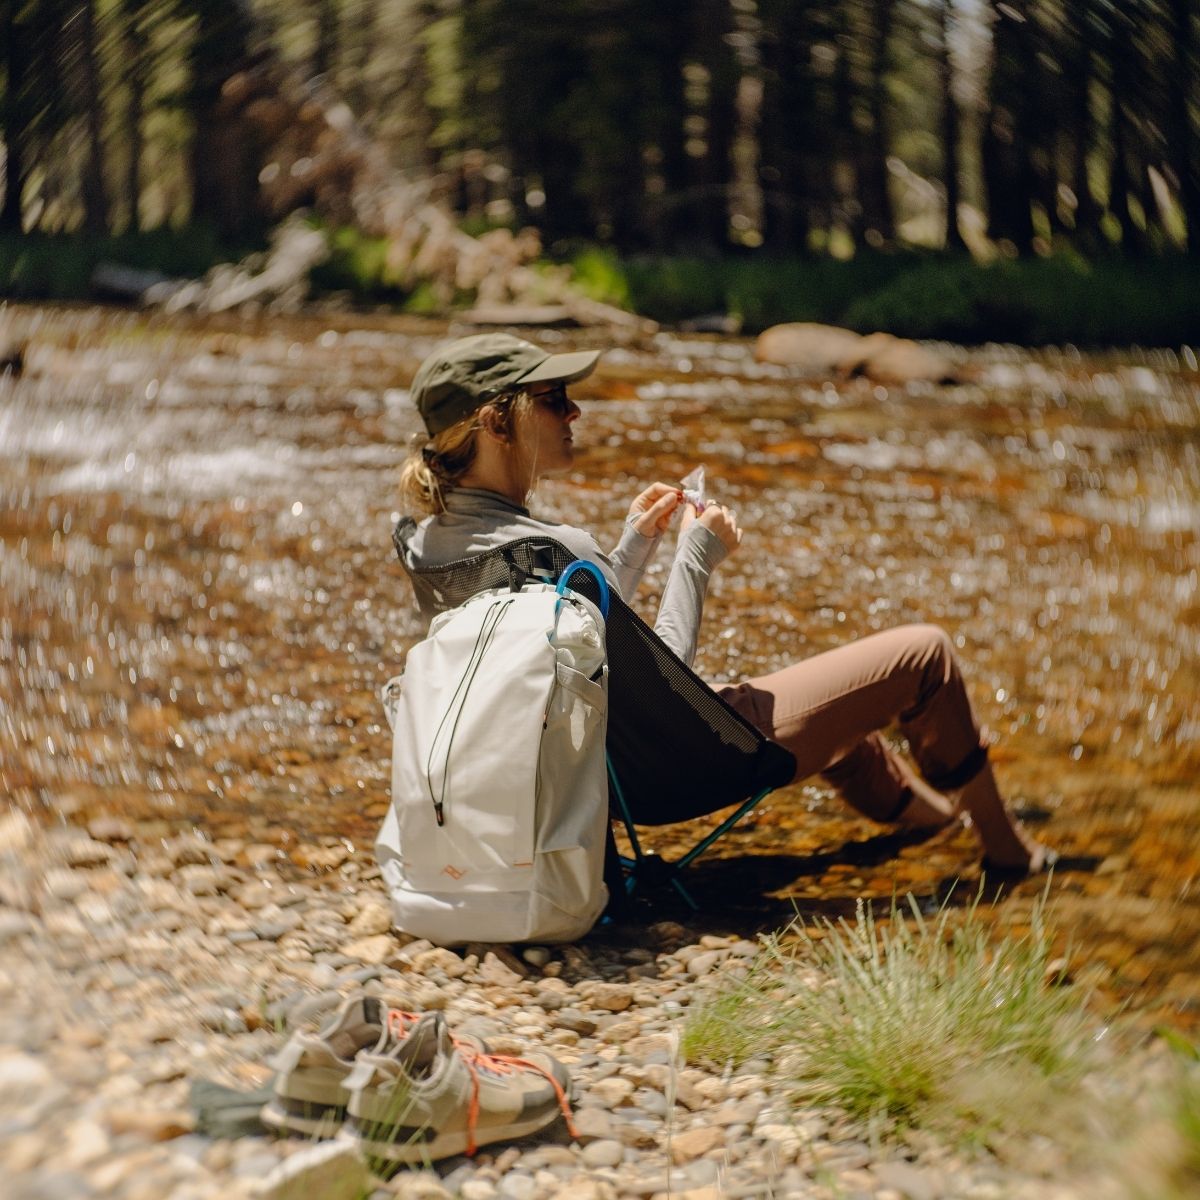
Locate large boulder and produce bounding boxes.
[754,323,867,374]
[839,331,959,385]
[755,322,959,385]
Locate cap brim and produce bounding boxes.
[518,349,601,387]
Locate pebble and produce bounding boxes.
[106,1109,195,1141]
[255,1141,367,1200]
[668,1126,727,1163]
[582,1076,635,1107]
[580,1139,625,1168]
[391,1172,455,1200]
[340,933,399,964]
[497,1171,537,1200]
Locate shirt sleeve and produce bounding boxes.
[607,519,662,599]
[650,524,729,668]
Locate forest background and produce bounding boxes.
[2,0,1199,344]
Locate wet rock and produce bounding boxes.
[164,835,218,868]
[59,836,116,869]
[178,865,227,896]
[754,322,957,385]
[755,322,866,373]
[87,816,136,844]
[0,810,35,853]
[844,332,958,386]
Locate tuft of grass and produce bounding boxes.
[683,893,1097,1146]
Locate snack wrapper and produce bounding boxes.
[681,466,707,513]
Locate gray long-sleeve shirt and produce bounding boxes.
[395,488,728,667]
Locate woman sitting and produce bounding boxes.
[395,333,1050,875]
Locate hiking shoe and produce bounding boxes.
[341,1011,575,1163]
[261,993,392,1137]
[261,994,488,1138]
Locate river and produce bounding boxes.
[1,303,1196,1033]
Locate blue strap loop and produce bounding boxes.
[555,559,610,619]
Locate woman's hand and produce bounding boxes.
[627,482,683,537]
[680,502,743,556]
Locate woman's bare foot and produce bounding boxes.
[954,764,1049,871]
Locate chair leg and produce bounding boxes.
[608,756,775,907]
[676,787,775,870]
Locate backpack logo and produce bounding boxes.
[441,864,466,880]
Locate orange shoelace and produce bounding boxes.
[386,1009,577,1155]
[459,1049,578,1155]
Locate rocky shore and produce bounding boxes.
[0,811,1114,1199]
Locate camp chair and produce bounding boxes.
[392,524,797,908]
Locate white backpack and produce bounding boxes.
[376,563,610,945]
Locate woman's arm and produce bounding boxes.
[651,506,741,668]
[608,482,682,597]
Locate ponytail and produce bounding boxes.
[398,390,531,514]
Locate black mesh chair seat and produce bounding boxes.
[393,522,797,901]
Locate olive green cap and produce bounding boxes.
[411,333,601,436]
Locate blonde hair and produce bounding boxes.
[398,390,531,514]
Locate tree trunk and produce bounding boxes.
[123,0,148,233]
[1171,0,1199,252]
[859,0,896,245]
[313,0,339,80]
[185,0,260,238]
[79,0,110,234]
[937,0,964,250]
[758,0,813,253]
[1105,7,1139,252]
[982,0,1035,253]
[347,0,379,118]
[1,0,26,231]
[1069,1,1100,246]
[688,0,738,250]
[832,2,856,242]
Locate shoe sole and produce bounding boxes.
[261,1098,346,1138]
[339,1107,562,1164]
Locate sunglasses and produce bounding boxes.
[532,383,572,415]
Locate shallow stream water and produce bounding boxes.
[2,304,1197,1031]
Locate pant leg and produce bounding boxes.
[717,624,987,818]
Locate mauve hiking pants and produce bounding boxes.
[716,623,989,821]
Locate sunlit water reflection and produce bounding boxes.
[2,305,1197,1030]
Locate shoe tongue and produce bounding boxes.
[393,1011,448,1077]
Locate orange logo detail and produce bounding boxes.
[442,864,466,880]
